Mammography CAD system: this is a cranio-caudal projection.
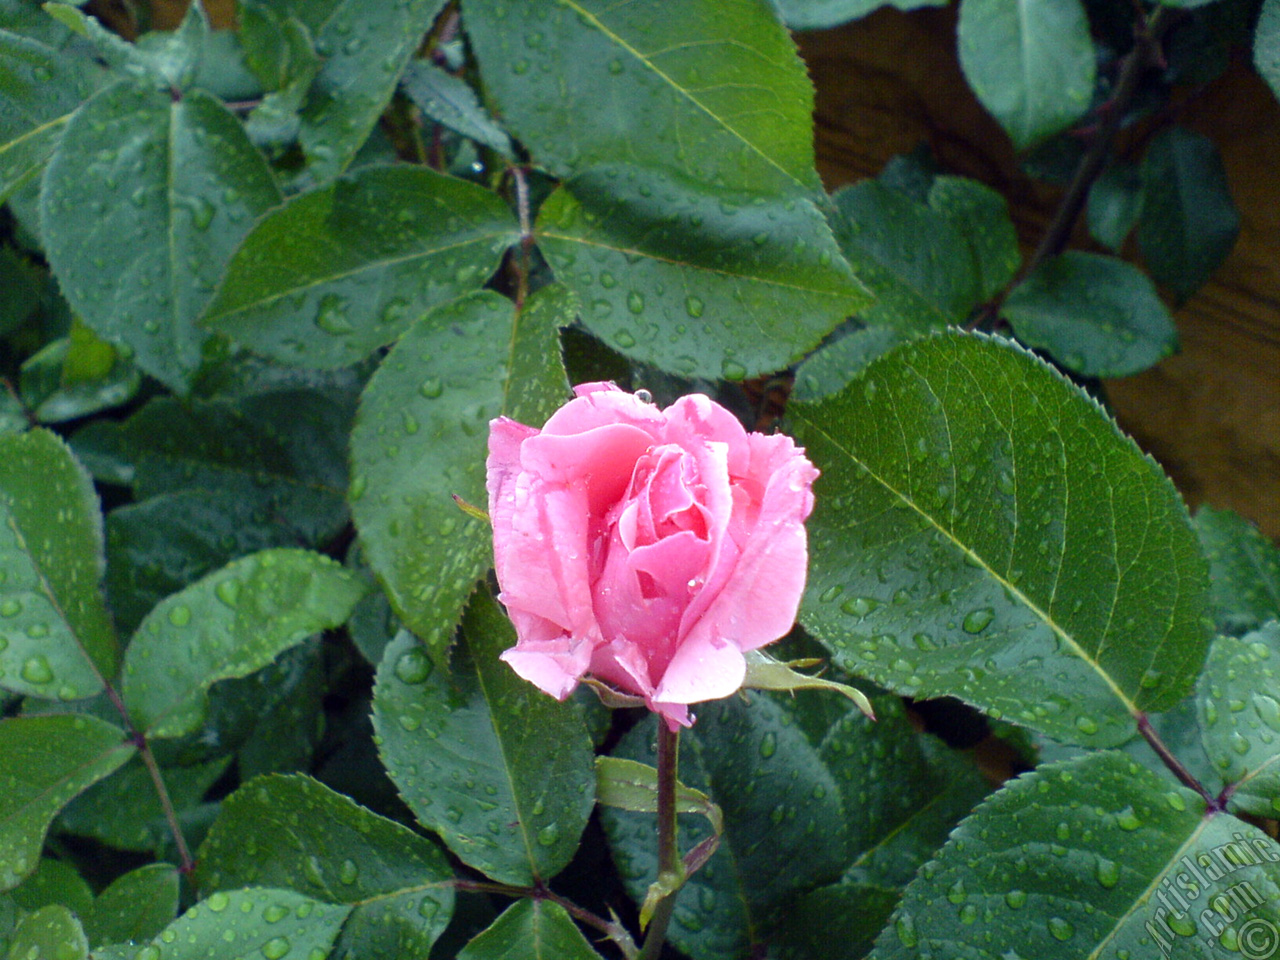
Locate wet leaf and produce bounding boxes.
[40,80,281,392]
[774,0,946,30]
[198,774,454,959]
[203,165,519,369]
[400,60,513,158]
[1258,0,1280,102]
[7,904,87,960]
[457,898,604,959]
[82,864,179,948]
[294,0,448,184]
[1138,126,1240,301]
[121,548,365,739]
[132,887,350,960]
[0,714,134,891]
[463,0,821,195]
[793,332,1211,747]
[869,752,1279,960]
[957,0,1095,150]
[0,429,116,700]
[1194,505,1280,635]
[372,593,595,886]
[1198,623,1280,819]
[350,287,570,653]
[536,165,867,381]
[1087,162,1143,253]
[1002,251,1178,378]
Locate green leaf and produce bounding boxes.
[742,649,875,717]
[372,596,595,885]
[1117,695,1222,795]
[1258,0,1280,102]
[105,488,303,637]
[926,175,1021,302]
[203,165,519,369]
[7,904,87,960]
[0,29,93,203]
[1198,623,1280,818]
[463,0,821,196]
[1002,251,1178,378]
[792,332,1211,747]
[78,394,350,546]
[774,0,946,29]
[595,757,723,835]
[1138,126,1240,301]
[19,337,140,425]
[0,714,134,891]
[58,755,230,852]
[133,888,350,960]
[536,165,867,381]
[827,180,978,331]
[772,883,899,960]
[0,248,42,337]
[8,858,92,915]
[82,864,179,948]
[791,325,913,403]
[956,0,1096,150]
[603,692,890,959]
[293,0,448,184]
[121,548,365,739]
[350,286,569,651]
[1194,505,1280,634]
[869,753,1280,960]
[40,80,282,392]
[400,60,513,158]
[198,774,454,959]
[0,428,116,700]
[457,898,603,960]
[1087,162,1144,253]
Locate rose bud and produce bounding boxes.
[486,382,818,729]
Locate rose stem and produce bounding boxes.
[637,723,682,960]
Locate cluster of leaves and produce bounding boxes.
[0,0,1277,958]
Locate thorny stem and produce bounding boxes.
[637,724,682,960]
[1020,5,1177,280]
[1136,713,1219,810]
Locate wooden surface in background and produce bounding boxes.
[800,8,1280,536]
[148,1,1280,535]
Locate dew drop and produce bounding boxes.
[759,731,777,758]
[1047,916,1074,941]
[537,823,560,846]
[261,937,290,960]
[895,912,918,948]
[215,579,240,608]
[627,291,644,314]
[395,648,433,684]
[1004,889,1027,909]
[419,377,443,399]
[961,607,995,635]
[1095,856,1120,889]
[20,656,53,685]
[0,599,19,618]
[168,604,192,627]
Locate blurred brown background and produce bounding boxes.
[139,0,1280,537]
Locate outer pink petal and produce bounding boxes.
[500,633,593,700]
[539,382,665,439]
[653,632,746,705]
[680,447,818,653]
[486,417,539,526]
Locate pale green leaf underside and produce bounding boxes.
[1194,505,1280,634]
[870,752,1280,960]
[794,332,1210,747]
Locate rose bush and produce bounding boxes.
[486,382,819,728]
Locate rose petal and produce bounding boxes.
[540,382,665,438]
[500,632,594,700]
[521,422,656,515]
[664,393,751,477]
[653,632,746,705]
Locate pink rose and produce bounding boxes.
[486,382,818,729]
